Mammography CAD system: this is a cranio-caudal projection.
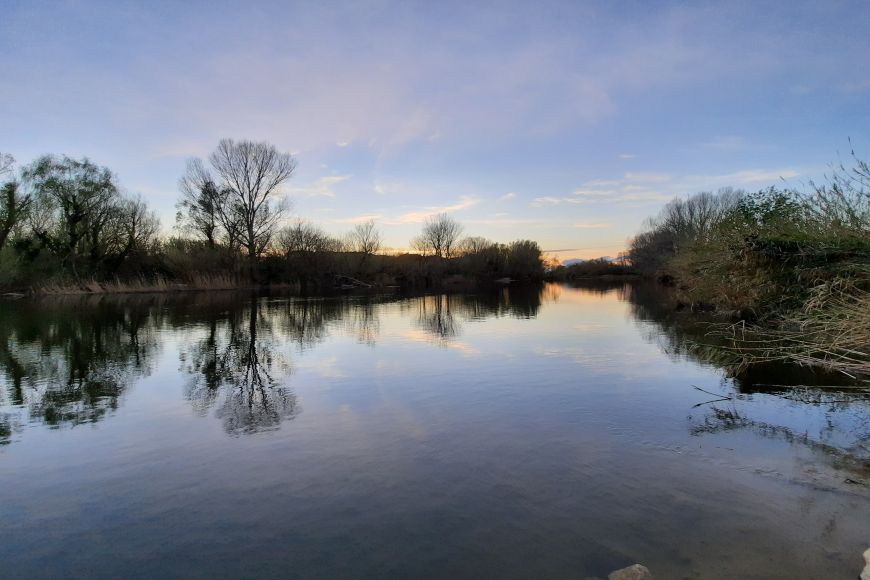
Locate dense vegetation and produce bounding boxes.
[546,257,635,281]
[627,153,869,377]
[0,140,545,292]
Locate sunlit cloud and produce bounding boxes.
[386,195,480,224]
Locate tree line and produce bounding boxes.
[0,139,545,291]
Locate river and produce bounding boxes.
[0,282,867,579]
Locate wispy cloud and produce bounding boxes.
[686,168,800,184]
[623,172,672,183]
[332,196,480,226]
[554,166,801,209]
[466,217,544,226]
[332,213,384,224]
[574,222,611,229]
[499,192,517,201]
[287,175,351,198]
[529,195,570,207]
[386,195,480,224]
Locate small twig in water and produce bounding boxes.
[692,397,733,408]
[692,385,734,400]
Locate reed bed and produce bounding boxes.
[36,273,248,295]
[710,276,870,379]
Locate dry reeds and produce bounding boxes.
[711,275,870,378]
[36,272,248,295]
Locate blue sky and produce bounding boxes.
[2,0,869,259]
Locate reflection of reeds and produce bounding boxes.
[691,404,870,479]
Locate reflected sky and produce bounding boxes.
[0,285,867,579]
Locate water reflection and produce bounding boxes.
[179,296,298,435]
[0,297,159,441]
[414,294,461,340]
[571,280,870,467]
[1,283,866,451]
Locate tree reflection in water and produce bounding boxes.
[407,284,547,345]
[0,296,160,443]
[413,294,460,340]
[180,295,298,435]
[4,282,863,457]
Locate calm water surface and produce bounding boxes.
[0,283,867,579]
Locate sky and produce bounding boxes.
[2,0,869,260]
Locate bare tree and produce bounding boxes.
[414,213,464,258]
[277,219,332,255]
[410,234,432,257]
[628,188,744,272]
[349,219,382,257]
[459,236,492,255]
[117,195,161,258]
[208,139,296,268]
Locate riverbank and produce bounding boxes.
[7,271,520,297]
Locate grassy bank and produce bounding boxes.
[6,246,546,296]
[629,155,870,378]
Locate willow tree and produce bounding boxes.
[22,155,119,278]
[0,154,32,251]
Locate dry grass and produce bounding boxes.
[711,274,870,379]
[36,273,249,295]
